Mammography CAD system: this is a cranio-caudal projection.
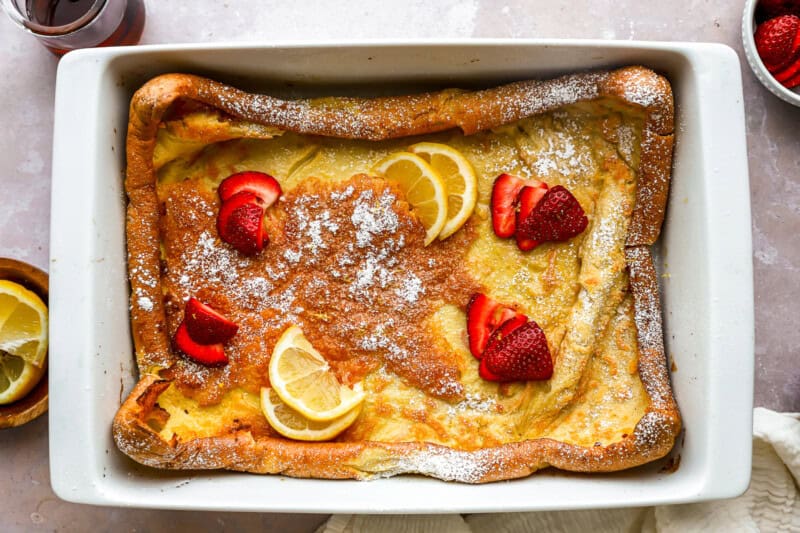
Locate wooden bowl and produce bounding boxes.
[0,258,48,429]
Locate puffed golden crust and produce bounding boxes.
[115,67,680,482]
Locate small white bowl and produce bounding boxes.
[742,0,800,107]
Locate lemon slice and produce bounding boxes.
[269,325,365,422]
[260,387,361,441]
[0,280,48,368]
[372,152,448,245]
[0,350,45,405]
[408,142,477,240]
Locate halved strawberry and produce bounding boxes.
[466,293,527,359]
[517,185,588,243]
[218,171,282,208]
[491,174,527,238]
[755,15,800,71]
[515,184,549,251]
[774,55,800,85]
[174,321,229,366]
[479,316,530,379]
[481,320,552,382]
[217,191,267,255]
[783,68,800,88]
[488,316,528,347]
[478,358,503,381]
[184,297,239,345]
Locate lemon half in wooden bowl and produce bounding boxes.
[0,258,49,429]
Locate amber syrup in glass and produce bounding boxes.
[26,0,145,56]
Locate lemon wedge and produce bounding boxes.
[268,325,365,422]
[408,142,477,240]
[260,387,361,441]
[0,279,48,404]
[372,152,448,246]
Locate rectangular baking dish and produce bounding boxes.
[48,40,753,512]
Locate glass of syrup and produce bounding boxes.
[0,0,145,56]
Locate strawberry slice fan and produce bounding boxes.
[466,292,551,383]
[470,174,591,383]
[216,171,283,255]
[174,298,239,366]
[466,293,527,359]
[755,13,800,89]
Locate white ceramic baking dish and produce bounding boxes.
[48,40,753,513]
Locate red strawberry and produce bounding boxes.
[218,171,282,208]
[515,184,549,251]
[480,316,529,378]
[184,297,239,345]
[478,358,503,381]
[774,55,800,85]
[755,15,800,71]
[490,174,546,238]
[217,191,267,255]
[517,185,588,243]
[174,321,228,366]
[466,293,527,359]
[488,316,528,346]
[491,174,527,238]
[481,321,553,382]
[782,68,800,88]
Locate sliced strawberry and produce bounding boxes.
[487,316,528,347]
[466,293,498,358]
[184,297,239,345]
[478,358,503,381]
[517,185,588,243]
[466,293,527,359]
[774,55,800,83]
[481,320,553,382]
[515,184,549,251]
[491,174,528,238]
[174,321,228,366]
[755,15,800,71]
[218,171,282,207]
[217,191,267,255]
[783,68,800,88]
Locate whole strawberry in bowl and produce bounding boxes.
[743,0,800,106]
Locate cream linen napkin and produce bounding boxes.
[318,408,800,533]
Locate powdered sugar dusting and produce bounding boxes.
[396,273,425,303]
[499,73,602,126]
[392,447,497,483]
[446,393,497,417]
[130,264,158,312]
[515,110,597,186]
[626,246,673,411]
[122,68,680,480]
[633,411,668,448]
[156,175,475,403]
[622,80,668,110]
[136,296,154,312]
[351,189,399,248]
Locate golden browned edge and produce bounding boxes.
[114,67,680,482]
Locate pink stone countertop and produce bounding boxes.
[1,0,798,530]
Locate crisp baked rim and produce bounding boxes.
[114,67,681,483]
